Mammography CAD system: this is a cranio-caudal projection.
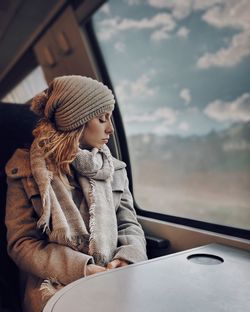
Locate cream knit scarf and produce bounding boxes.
[30,140,117,267]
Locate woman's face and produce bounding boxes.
[80,111,114,149]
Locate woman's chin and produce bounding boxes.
[97,144,105,150]
[79,143,93,150]
[79,142,105,150]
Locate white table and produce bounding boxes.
[43,244,250,312]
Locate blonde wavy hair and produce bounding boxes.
[32,119,83,179]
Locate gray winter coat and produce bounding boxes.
[5,148,147,312]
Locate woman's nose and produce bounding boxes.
[106,120,114,134]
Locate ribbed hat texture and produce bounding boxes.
[31,75,115,131]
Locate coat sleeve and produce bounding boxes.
[112,169,148,263]
[5,177,94,286]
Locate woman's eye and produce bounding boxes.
[99,116,106,123]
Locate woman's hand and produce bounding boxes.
[106,259,129,269]
[86,259,129,277]
[86,264,106,276]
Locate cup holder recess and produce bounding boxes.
[187,253,224,265]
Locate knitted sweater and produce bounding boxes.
[5,148,147,312]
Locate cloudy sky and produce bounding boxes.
[93,0,250,136]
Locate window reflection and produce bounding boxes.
[1,66,47,104]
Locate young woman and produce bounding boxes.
[5,76,147,312]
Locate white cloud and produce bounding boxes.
[193,0,224,9]
[148,107,179,135]
[114,41,126,53]
[180,88,191,105]
[119,14,174,30]
[100,3,111,15]
[148,0,169,8]
[97,18,119,41]
[115,73,157,102]
[204,93,250,122]
[153,121,172,135]
[176,26,190,38]
[115,81,129,103]
[151,27,170,41]
[148,0,250,26]
[131,74,156,96]
[125,0,142,5]
[155,107,177,124]
[97,13,176,42]
[148,0,235,19]
[179,121,190,132]
[197,1,250,68]
[148,0,193,19]
[125,107,177,125]
[147,0,250,68]
[125,114,156,123]
[201,1,250,31]
[197,30,250,68]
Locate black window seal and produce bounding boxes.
[136,204,250,240]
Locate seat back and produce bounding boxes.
[0,102,38,311]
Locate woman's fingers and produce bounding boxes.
[106,259,120,269]
[106,259,129,269]
[86,264,106,276]
[86,259,129,276]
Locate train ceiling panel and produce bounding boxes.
[0,0,64,80]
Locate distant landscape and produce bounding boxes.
[128,122,250,230]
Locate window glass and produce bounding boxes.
[1,66,47,103]
[92,0,250,230]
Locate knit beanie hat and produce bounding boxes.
[31,75,115,131]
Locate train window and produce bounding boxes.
[1,66,47,104]
[92,1,250,230]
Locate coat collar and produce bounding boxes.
[112,157,126,170]
[5,148,126,179]
[5,148,32,178]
